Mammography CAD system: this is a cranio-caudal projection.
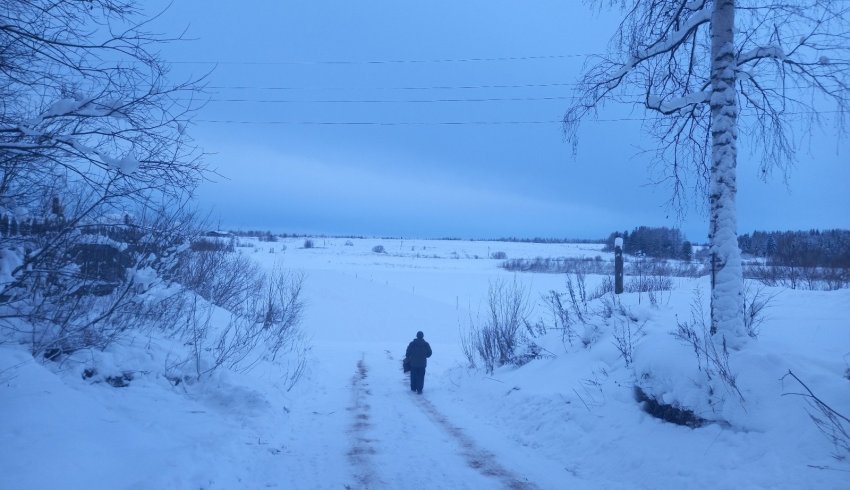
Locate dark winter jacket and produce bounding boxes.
[405,338,432,369]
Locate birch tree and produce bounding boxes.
[564,0,849,347]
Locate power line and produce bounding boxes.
[195,119,563,126]
[206,81,578,91]
[202,81,845,95]
[194,95,589,104]
[194,110,845,126]
[171,54,590,66]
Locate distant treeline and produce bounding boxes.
[0,212,143,244]
[739,229,850,268]
[596,226,850,269]
[224,230,604,244]
[482,237,605,244]
[226,230,368,241]
[603,226,694,261]
[1,213,64,237]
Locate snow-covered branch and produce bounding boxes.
[608,7,711,87]
[647,90,711,114]
[737,45,785,65]
[565,1,712,140]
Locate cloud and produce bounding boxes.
[197,145,620,237]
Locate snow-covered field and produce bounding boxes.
[2,237,849,489]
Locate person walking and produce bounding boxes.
[405,331,432,394]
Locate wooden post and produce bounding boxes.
[614,236,624,295]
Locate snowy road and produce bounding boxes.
[343,355,539,489]
[264,251,566,489]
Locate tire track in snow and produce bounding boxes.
[346,358,381,489]
[412,391,540,489]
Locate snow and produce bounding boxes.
[127,266,157,291]
[0,248,23,287]
[648,91,710,114]
[43,98,88,118]
[738,45,786,64]
[36,96,124,121]
[12,95,138,175]
[98,153,141,175]
[2,236,849,489]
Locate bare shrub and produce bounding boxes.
[191,238,234,252]
[645,275,673,307]
[565,271,589,323]
[459,323,477,369]
[178,251,264,311]
[544,274,622,350]
[179,268,306,379]
[745,264,850,291]
[620,270,673,307]
[372,245,386,253]
[626,254,676,305]
[782,370,850,462]
[512,341,551,367]
[673,289,744,405]
[585,276,614,301]
[501,257,609,275]
[256,269,305,361]
[491,251,507,260]
[607,301,645,367]
[543,290,577,348]
[187,299,262,378]
[303,239,314,249]
[742,282,776,338]
[462,278,533,373]
[502,255,707,281]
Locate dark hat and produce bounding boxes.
[416,331,424,339]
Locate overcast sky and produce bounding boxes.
[152,1,848,241]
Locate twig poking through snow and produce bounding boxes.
[782,370,850,461]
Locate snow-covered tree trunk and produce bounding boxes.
[708,0,746,346]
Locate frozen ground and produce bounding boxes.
[2,236,849,489]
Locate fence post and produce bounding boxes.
[615,236,624,294]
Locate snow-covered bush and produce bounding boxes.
[0,203,195,357]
